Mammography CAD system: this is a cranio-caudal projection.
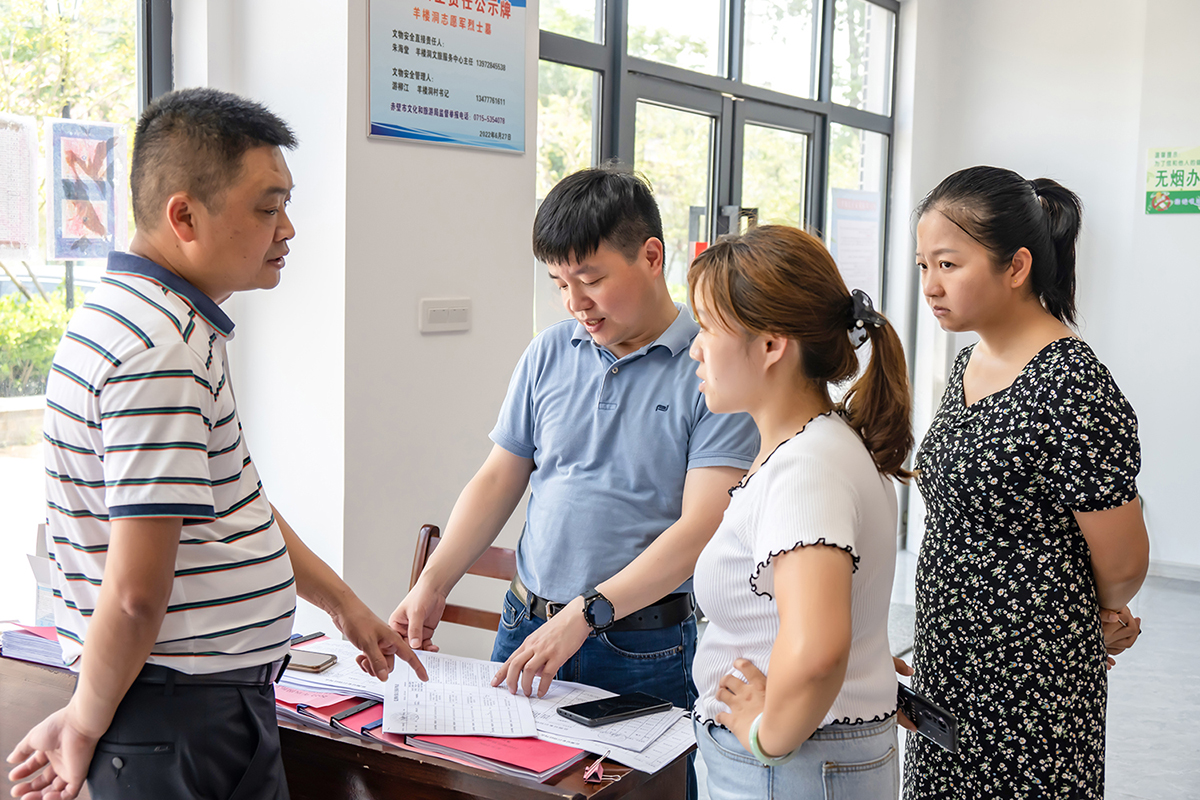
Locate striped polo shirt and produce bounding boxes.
[43,251,296,674]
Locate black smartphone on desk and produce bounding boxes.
[897,683,958,753]
[557,692,672,727]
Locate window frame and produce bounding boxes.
[538,0,900,301]
[137,0,174,113]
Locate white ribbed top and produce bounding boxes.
[692,412,898,728]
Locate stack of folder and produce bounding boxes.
[273,682,587,781]
[406,735,588,781]
[274,636,694,779]
[0,623,64,668]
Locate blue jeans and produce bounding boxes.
[492,589,698,799]
[694,715,898,800]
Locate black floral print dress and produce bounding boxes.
[904,338,1140,799]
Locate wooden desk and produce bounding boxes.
[1,656,686,799]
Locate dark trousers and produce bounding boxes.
[87,673,289,800]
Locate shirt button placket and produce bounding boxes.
[599,362,619,410]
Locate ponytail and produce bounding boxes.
[1029,178,1082,325]
[840,320,914,482]
[687,225,915,482]
[916,166,1083,325]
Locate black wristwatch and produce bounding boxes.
[581,589,616,633]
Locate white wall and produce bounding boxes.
[341,0,538,658]
[174,0,350,635]
[894,0,1199,570]
[1120,0,1200,574]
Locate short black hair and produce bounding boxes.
[131,87,297,230]
[533,161,663,265]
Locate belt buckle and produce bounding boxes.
[546,601,565,618]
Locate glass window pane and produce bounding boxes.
[628,0,725,77]
[634,102,714,301]
[540,0,604,44]
[826,125,888,302]
[1,0,138,620]
[536,61,599,201]
[535,61,600,331]
[741,124,808,228]
[831,0,895,115]
[742,0,820,99]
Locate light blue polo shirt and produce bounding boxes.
[490,303,759,603]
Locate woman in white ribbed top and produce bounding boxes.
[686,225,913,799]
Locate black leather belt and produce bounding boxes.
[510,574,694,632]
[136,656,289,689]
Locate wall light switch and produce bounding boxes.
[419,297,471,333]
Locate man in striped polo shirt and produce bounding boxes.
[7,88,426,800]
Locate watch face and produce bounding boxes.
[589,596,615,628]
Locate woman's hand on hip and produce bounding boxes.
[714,658,768,753]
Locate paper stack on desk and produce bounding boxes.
[383,650,538,737]
[385,656,694,773]
[525,679,696,774]
[277,638,405,700]
[0,623,65,668]
[529,681,680,751]
[280,640,695,775]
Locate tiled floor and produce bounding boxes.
[1104,574,1200,799]
[695,549,1200,799]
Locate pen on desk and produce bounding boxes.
[291,631,324,646]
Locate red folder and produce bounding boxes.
[407,735,587,781]
[330,700,383,737]
[296,697,369,726]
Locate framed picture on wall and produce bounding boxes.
[44,118,128,262]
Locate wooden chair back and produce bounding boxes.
[409,524,517,632]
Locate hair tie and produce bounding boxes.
[848,289,885,349]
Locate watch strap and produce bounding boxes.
[581,589,615,632]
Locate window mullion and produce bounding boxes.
[716,94,737,238]
[817,0,835,105]
[726,0,745,82]
[611,0,632,160]
[137,0,173,113]
[539,31,608,71]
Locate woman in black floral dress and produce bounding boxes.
[902,166,1150,799]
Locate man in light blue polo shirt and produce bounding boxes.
[391,166,757,796]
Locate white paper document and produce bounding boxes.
[382,651,537,737]
[527,680,680,752]
[277,639,394,700]
[600,713,696,774]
